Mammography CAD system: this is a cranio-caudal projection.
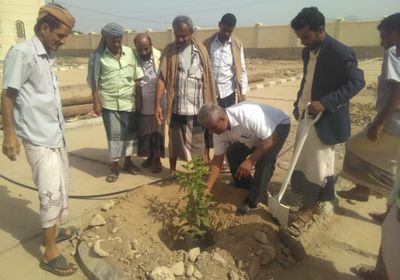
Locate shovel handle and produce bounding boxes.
[276,111,322,201]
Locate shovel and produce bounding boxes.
[268,108,322,228]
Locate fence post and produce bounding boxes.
[333,17,344,41]
[254,23,262,48]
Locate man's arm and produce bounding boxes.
[368,82,400,141]
[318,49,365,114]
[206,154,224,192]
[155,77,166,125]
[92,89,102,116]
[236,131,278,179]
[1,89,20,161]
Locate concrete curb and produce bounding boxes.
[76,241,126,280]
[247,57,380,92]
[249,75,302,92]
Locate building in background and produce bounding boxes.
[0,0,44,60]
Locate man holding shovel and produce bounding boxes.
[288,7,365,237]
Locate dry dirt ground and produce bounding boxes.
[2,57,383,279]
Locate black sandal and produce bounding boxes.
[40,255,77,276]
[106,167,119,182]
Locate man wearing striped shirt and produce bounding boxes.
[204,13,249,162]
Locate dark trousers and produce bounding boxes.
[205,92,236,149]
[227,124,290,206]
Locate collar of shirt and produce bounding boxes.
[105,47,126,57]
[213,35,232,47]
[31,35,53,59]
[226,109,238,130]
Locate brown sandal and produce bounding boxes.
[287,213,313,237]
[124,162,140,175]
[142,156,152,168]
[106,167,119,182]
[350,265,388,280]
[152,158,162,174]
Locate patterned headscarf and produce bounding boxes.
[37,3,75,29]
[87,23,124,92]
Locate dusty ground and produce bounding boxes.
[2,56,382,279]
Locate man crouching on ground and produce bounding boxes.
[198,101,290,215]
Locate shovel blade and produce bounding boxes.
[268,196,290,228]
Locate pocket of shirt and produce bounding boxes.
[188,64,203,80]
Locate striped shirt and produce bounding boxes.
[209,36,248,99]
[138,55,165,115]
[173,44,204,115]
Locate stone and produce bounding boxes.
[188,247,201,262]
[228,271,240,280]
[193,268,202,279]
[90,214,106,227]
[254,230,269,244]
[101,200,115,211]
[149,266,175,280]
[282,247,291,258]
[170,262,184,276]
[93,239,109,257]
[276,255,291,268]
[260,251,274,266]
[131,239,140,250]
[249,258,261,279]
[111,227,118,234]
[211,252,227,266]
[186,264,195,276]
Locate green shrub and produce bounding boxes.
[176,158,215,240]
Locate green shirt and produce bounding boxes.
[99,45,144,111]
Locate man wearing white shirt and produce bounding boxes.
[198,101,290,215]
[203,13,249,162]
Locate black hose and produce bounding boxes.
[0,173,176,200]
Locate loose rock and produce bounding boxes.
[111,227,119,234]
[101,200,115,211]
[170,262,184,276]
[228,271,240,280]
[249,258,261,279]
[149,266,175,280]
[186,264,195,277]
[211,252,227,266]
[90,214,107,227]
[259,251,274,266]
[188,247,201,262]
[254,230,269,244]
[130,239,140,251]
[193,268,202,279]
[93,239,109,257]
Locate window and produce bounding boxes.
[16,20,26,39]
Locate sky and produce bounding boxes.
[45,0,397,33]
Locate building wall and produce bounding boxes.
[58,18,383,59]
[0,0,44,60]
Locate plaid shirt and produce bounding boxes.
[173,44,204,115]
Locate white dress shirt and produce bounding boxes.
[209,36,248,99]
[213,101,290,155]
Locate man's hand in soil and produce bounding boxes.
[236,158,253,180]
